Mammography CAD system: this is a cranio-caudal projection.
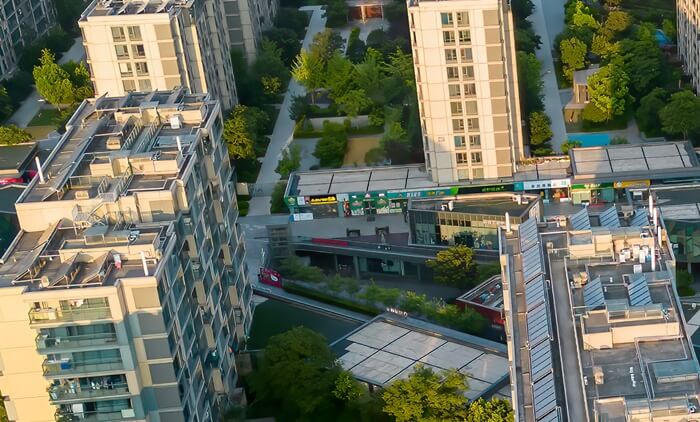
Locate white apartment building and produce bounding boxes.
[79,0,237,110]
[223,0,278,62]
[407,0,523,184]
[678,0,700,93]
[0,0,55,79]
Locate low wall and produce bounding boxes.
[308,115,369,130]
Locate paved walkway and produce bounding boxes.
[248,6,327,216]
[529,0,567,152]
[7,37,85,128]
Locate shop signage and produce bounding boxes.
[613,180,650,188]
[387,187,459,199]
[292,213,314,221]
[458,184,513,194]
[285,196,297,206]
[308,195,337,205]
[515,179,570,191]
[571,182,614,190]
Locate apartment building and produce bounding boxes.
[224,0,278,62]
[678,0,700,93]
[407,0,524,184]
[501,208,700,421]
[0,0,56,79]
[0,89,252,422]
[79,0,238,110]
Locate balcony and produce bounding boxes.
[29,306,112,326]
[49,383,130,403]
[43,359,123,378]
[37,332,118,353]
[55,408,136,421]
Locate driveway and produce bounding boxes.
[7,37,85,128]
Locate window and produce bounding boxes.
[127,26,142,41]
[465,101,478,115]
[471,152,482,164]
[114,45,129,59]
[464,83,476,96]
[457,12,469,26]
[458,169,470,179]
[123,79,136,92]
[469,135,481,146]
[456,153,469,164]
[454,136,466,147]
[445,49,457,62]
[410,13,415,28]
[138,79,152,91]
[119,62,132,77]
[462,65,474,79]
[135,62,149,76]
[448,84,461,98]
[452,119,465,131]
[443,31,455,44]
[450,102,463,115]
[467,118,479,130]
[461,48,472,62]
[111,27,125,42]
[459,30,471,43]
[132,44,146,58]
[446,67,459,80]
[472,168,484,179]
[441,12,454,26]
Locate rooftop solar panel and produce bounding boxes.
[630,209,649,227]
[583,276,605,309]
[570,207,591,230]
[529,338,552,383]
[533,371,557,420]
[537,408,561,422]
[520,218,539,252]
[627,275,652,306]
[527,303,550,347]
[522,244,543,283]
[525,274,546,311]
[599,206,620,228]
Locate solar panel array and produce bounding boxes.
[570,207,591,230]
[533,372,558,420]
[519,217,539,252]
[527,304,550,347]
[525,274,546,311]
[537,409,562,422]
[523,244,544,283]
[583,276,605,309]
[627,275,652,306]
[530,338,552,382]
[599,206,621,228]
[630,209,649,227]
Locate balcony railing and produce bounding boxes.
[49,383,129,403]
[55,407,136,421]
[43,359,123,377]
[36,332,118,352]
[29,307,112,325]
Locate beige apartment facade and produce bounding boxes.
[407,0,524,184]
[678,0,700,93]
[80,0,237,110]
[224,0,278,62]
[0,89,251,422]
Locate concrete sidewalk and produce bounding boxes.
[7,37,86,128]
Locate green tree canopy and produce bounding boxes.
[33,49,76,109]
[465,398,515,422]
[262,28,301,66]
[427,245,477,289]
[612,39,662,99]
[276,144,302,178]
[0,87,12,122]
[313,121,348,168]
[516,51,543,115]
[586,64,629,121]
[355,49,387,104]
[561,140,583,154]
[382,365,469,422]
[635,88,668,136]
[603,10,631,34]
[0,125,32,145]
[591,34,618,59]
[660,90,700,139]
[529,111,554,156]
[569,0,599,29]
[515,27,542,54]
[333,371,364,402]
[223,106,256,159]
[560,37,587,82]
[336,89,373,117]
[322,0,349,27]
[662,18,677,42]
[291,49,325,104]
[324,53,356,100]
[310,28,345,65]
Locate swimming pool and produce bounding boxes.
[568,133,610,147]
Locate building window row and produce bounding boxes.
[452,118,479,132]
[119,62,149,77]
[114,44,146,60]
[446,65,474,81]
[111,26,142,43]
[123,78,152,92]
[443,29,471,45]
[455,151,482,165]
[441,12,469,27]
[448,83,477,98]
[454,135,481,148]
[444,47,473,63]
[450,100,478,116]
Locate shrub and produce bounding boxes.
[279,256,325,283]
[282,282,380,315]
[270,181,290,214]
[678,286,696,297]
[313,121,348,168]
[238,201,250,216]
[399,291,428,314]
[364,147,386,165]
[610,136,629,145]
[289,94,311,121]
[344,278,360,294]
[2,71,34,108]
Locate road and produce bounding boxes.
[529,0,568,152]
[7,37,86,128]
[247,6,327,216]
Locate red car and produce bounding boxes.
[258,268,282,288]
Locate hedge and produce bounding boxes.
[282,282,381,316]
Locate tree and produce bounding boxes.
[382,365,469,422]
[33,49,75,109]
[263,28,302,66]
[515,27,542,54]
[604,0,621,7]
[516,51,543,114]
[276,144,302,178]
[591,34,618,59]
[346,27,367,63]
[426,245,476,288]
[0,125,32,145]
[662,18,677,43]
[636,88,668,136]
[660,90,700,139]
[355,49,386,104]
[559,38,587,82]
[273,7,309,39]
[291,49,325,104]
[582,103,608,123]
[0,87,12,122]
[223,106,256,159]
[511,0,535,22]
[252,39,289,100]
[323,0,349,27]
[610,136,628,144]
[310,28,345,65]
[250,327,340,417]
[333,371,363,402]
[54,0,87,35]
[261,75,282,96]
[365,147,386,165]
[62,60,94,102]
[586,64,629,121]
[603,10,631,34]
[270,181,290,214]
[324,53,356,100]
[613,39,662,98]
[569,0,599,29]
[314,121,348,168]
[336,89,373,117]
[465,398,515,422]
[289,94,310,121]
[529,112,553,156]
[561,140,582,154]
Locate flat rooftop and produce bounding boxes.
[570,142,700,182]
[332,315,509,399]
[457,275,504,310]
[0,143,36,176]
[82,0,184,18]
[409,193,537,217]
[515,158,570,182]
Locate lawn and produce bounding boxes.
[343,136,381,166]
[27,108,62,127]
[621,0,675,23]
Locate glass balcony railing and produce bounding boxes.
[36,332,118,352]
[49,383,129,403]
[29,307,112,325]
[55,408,136,421]
[43,359,123,377]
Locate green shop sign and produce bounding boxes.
[571,182,614,190]
[387,187,459,199]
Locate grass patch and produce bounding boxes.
[28,108,62,127]
[343,136,381,167]
[581,114,629,132]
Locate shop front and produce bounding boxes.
[570,182,614,205]
[613,179,650,201]
[514,179,570,203]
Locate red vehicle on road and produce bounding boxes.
[258,268,282,288]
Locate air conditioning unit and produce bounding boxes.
[169,114,183,129]
[74,190,90,200]
[106,136,122,150]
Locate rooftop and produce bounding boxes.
[0,143,37,177]
[408,193,537,217]
[331,314,509,399]
[457,275,504,310]
[573,66,601,86]
[82,0,187,19]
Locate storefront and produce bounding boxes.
[613,179,650,201]
[571,182,614,205]
[514,179,570,203]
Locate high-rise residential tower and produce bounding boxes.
[223,0,278,62]
[0,0,56,79]
[79,0,238,110]
[407,0,523,184]
[678,0,700,93]
[0,89,252,422]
